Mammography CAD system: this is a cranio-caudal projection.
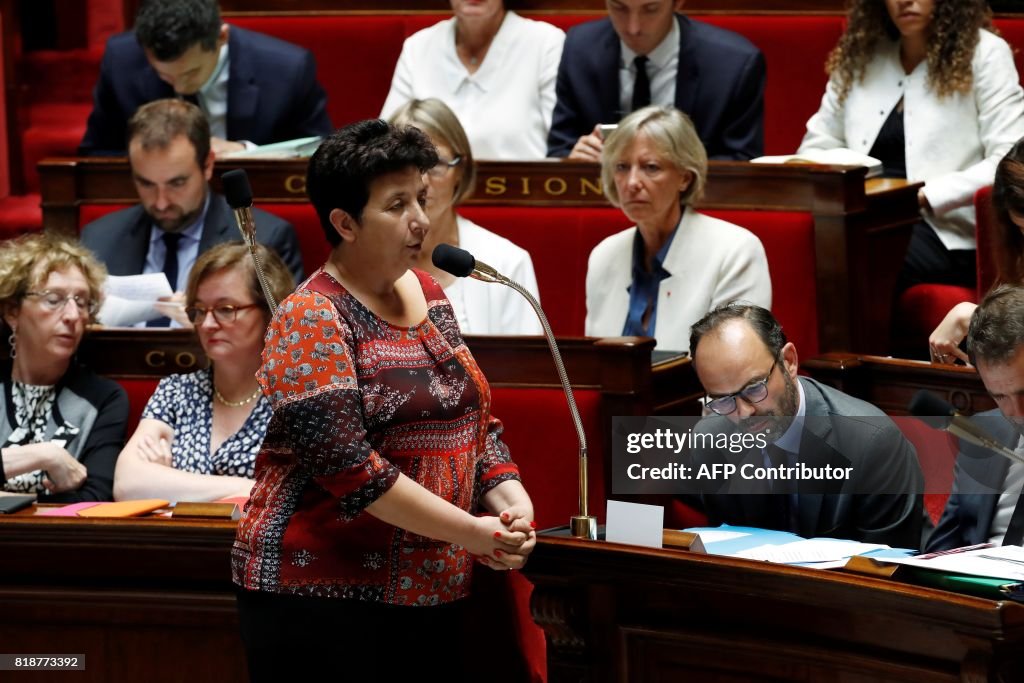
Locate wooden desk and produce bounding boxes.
[803,352,996,416]
[39,158,920,353]
[9,514,1022,683]
[525,535,1024,683]
[0,513,245,683]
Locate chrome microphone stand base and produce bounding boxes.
[571,515,598,540]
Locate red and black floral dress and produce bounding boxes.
[232,269,520,606]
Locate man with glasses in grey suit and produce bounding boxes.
[686,303,923,548]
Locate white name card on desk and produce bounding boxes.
[606,499,664,548]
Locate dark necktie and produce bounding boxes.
[631,55,651,111]
[147,232,182,328]
[181,93,201,109]
[767,444,796,532]
[1003,493,1024,546]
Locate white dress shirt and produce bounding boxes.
[618,17,679,116]
[443,215,542,335]
[988,437,1024,545]
[380,12,564,160]
[799,30,1024,251]
[141,194,211,328]
[195,44,230,140]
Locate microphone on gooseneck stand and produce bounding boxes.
[221,169,277,314]
[908,390,1023,465]
[432,243,597,540]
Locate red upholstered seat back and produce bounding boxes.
[78,203,132,228]
[975,185,997,297]
[258,203,328,275]
[993,19,1024,94]
[891,416,958,526]
[697,15,845,155]
[490,386,604,530]
[222,12,845,157]
[116,378,160,436]
[462,206,819,354]
[227,16,410,129]
[460,206,631,336]
[704,209,819,355]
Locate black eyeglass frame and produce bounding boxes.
[705,358,778,416]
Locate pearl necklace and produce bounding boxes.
[214,385,261,407]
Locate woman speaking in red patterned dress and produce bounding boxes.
[231,119,536,681]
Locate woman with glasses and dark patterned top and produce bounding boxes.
[0,233,128,502]
[113,242,294,502]
[388,98,542,334]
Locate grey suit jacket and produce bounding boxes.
[695,377,924,548]
[80,192,305,284]
[925,410,1019,552]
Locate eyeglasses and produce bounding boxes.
[185,303,260,325]
[23,290,98,316]
[426,156,462,178]
[705,359,778,416]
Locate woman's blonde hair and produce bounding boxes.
[184,242,295,323]
[825,0,992,104]
[601,105,707,208]
[0,232,107,328]
[387,98,477,206]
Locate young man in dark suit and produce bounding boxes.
[546,0,765,161]
[80,0,332,157]
[927,286,1024,551]
[80,99,303,327]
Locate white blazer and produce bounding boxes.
[442,215,543,335]
[585,209,772,353]
[799,29,1024,251]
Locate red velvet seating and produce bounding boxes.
[891,186,995,358]
[227,12,845,155]
[14,14,1024,208]
[77,200,820,356]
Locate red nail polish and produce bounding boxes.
[494,549,503,557]
[493,531,502,538]
[501,512,510,520]
[529,521,537,529]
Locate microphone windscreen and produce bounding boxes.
[432,243,475,278]
[908,389,954,428]
[222,169,254,209]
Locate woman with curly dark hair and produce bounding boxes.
[799,0,1024,293]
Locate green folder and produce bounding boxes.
[903,566,1020,600]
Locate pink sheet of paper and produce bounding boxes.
[35,502,101,516]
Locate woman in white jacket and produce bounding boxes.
[799,0,1024,292]
[586,105,771,354]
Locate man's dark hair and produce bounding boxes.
[135,0,221,61]
[127,99,210,168]
[306,119,438,248]
[689,303,788,365]
[967,285,1024,365]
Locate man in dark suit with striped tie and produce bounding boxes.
[927,286,1024,551]
[80,99,303,327]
